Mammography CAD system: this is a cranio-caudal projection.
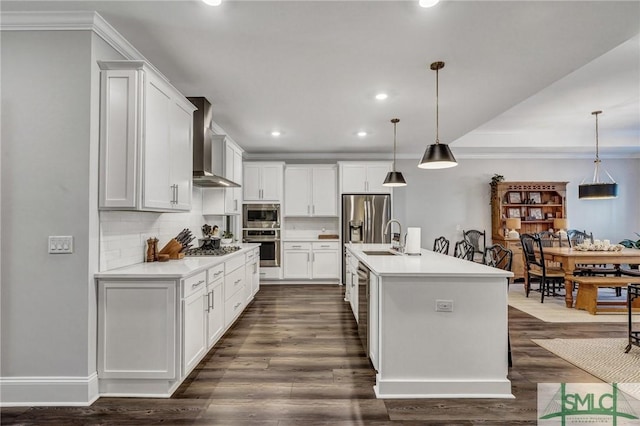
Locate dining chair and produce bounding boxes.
[484,243,513,367]
[463,229,486,263]
[433,236,450,255]
[453,240,474,261]
[567,229,594,246]
[520,233,565,303]
[567,229,620,295]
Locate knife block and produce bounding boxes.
[158,239,185,260]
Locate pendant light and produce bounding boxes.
[383,118,407,187]
[418,61,458,169]
[578,111,618,200]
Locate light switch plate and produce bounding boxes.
[48,236,73,254]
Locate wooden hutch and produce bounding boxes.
[490,181,568,280]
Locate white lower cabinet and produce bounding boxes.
[182,272,207,375]
[283,241,340,280]
[206,264,225,348]
[345,251,359,322]
[283,242,311,279]
[96,247,258,397]
[224,256,246,327]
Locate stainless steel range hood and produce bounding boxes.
[188,97,240,188]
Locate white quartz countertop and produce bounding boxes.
[95,244,260,279]
[347,243,513,278]
[282,237,340,242]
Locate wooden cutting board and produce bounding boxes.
[318,234,339,239]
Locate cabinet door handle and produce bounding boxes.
[312,205,315,215]
[234,278,242,285]
[213,270,223,277]
[292,245,302,248]
[320,245,330,248]
[312,252,315,262]
[192,279,205,289]
[259,189,263,199]
[175,185,179,204]
[234,302,242,310]
[235,199,238,212]
[307,205,310,214]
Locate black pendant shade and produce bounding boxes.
[418,61,458,170]
[418,143,457,169]
[383,171,407,187]
[578,111,618,200]
[383,118,407,187]
[578,182,618,200]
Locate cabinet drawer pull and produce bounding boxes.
[292,245,302,248]
[213,270,223,277]
[234,279,242,285]
[320,245,330,248]
[234,302,242,309]
[192,279,205,288]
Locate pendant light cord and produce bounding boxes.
[435,67,440,145]
[393,121,397,171]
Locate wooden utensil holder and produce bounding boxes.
[158,239,185,260]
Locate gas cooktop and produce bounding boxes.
[184,246,242,257]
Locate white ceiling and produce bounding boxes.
[4,0,639,159]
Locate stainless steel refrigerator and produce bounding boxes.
[341,194,391,283]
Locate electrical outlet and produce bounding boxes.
[48,236,74,254]
[435,299,453,312]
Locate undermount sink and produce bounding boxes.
[363,250,400,256]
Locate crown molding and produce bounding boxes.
[0,11,164,77]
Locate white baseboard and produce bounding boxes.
[374,376,514,399]
[0,373,99,407]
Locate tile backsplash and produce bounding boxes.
[99,188,226,271]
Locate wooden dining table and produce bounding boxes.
[542,247,640,308]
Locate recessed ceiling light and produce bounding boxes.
[271,131,281,137]
[357,131,367,137]
[375,93,388,100]
[419,0,440,8]
[203,0,222,6]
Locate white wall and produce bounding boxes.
[392,157,640,250]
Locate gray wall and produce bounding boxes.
[1,30,122,379]
[392,157,640,250]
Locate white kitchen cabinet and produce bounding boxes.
[338,162,392,194]
[284,165,337,217]
[283,242,312,279]
[283,241,340,280]
[97,281,176,380]
[202,136,243,215]
[206,264,225,348]
[245,248,260,303]
[345,251,359,322]
[243,162,284,202]
[98,60,195,212]
[311,242,340,279]
[182,275,207,376]
[224,255,246,327]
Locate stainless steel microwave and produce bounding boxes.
[243,204,280,229]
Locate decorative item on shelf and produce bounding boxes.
[529,192,541,204]
[529,207,543,220]
[505,218,521,239]
[489,174,504,204]
[579,110,618,200]
[508,192,521,204]
[221,230,233,244]
[507,207,521,218]
[553,218,568,237]
[383,118,407,187]
[418,61,457,169]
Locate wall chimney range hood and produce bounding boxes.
[188,97,240,188]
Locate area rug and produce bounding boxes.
[508,283,630,323]
[533,338,640,399]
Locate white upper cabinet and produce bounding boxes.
[202,136,243,215]
[284,165,337,216]
[243,162,284,202]
[338,162,392,194]
[98,61,195,212]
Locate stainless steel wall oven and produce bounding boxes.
[243,204,280,229]
[242,229,281,267]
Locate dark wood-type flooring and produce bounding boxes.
[1,284,629,425]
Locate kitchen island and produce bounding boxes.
[94,244,260,397]
[346,243,513,399]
